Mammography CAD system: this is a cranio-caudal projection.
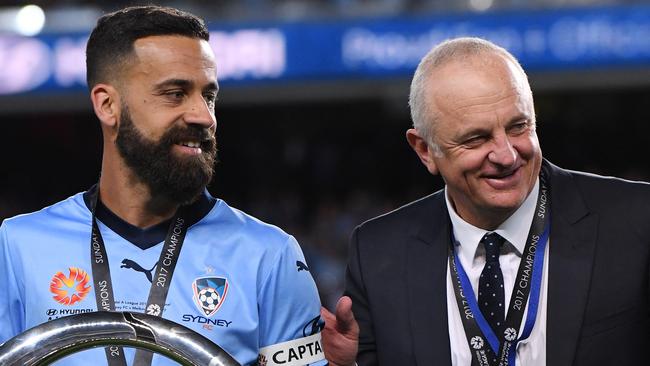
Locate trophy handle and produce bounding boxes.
[0,311,241,366]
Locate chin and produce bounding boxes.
[157,185,205,206]
[484,192,529,213]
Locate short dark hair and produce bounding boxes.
[86,5,210,88]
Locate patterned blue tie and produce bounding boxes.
[478,232,506,334]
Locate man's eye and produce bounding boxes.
[509,122,529,134]
[463,136,486,147]
[203,93,218,109]
[203,93,217,103]
[165,90,185,99]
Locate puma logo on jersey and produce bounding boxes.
[296,261,310,272]
[303,315,325,336]
[121,259,158,283]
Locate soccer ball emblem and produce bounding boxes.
[192,277,229,317]
[198,287,221,311]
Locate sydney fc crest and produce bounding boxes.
[192,276,229,317]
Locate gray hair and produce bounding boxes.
[408,37,531,153]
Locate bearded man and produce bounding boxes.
[0,6,326,366]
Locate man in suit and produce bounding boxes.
[321,37,650,365]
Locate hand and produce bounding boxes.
[320,296,359,366]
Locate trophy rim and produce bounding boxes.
[0,311,240,366]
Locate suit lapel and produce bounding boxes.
[407,194,452,366]
[545,162,598,366]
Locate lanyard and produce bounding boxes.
[448,172,550,366]
[89,187,190,366]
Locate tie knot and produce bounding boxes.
[481,232,504,260]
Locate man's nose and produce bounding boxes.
[488,134,517,167]
[184,93,216,129]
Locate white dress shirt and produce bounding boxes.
[445,179,549,366]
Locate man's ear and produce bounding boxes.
[406,128,439,175]
[90,83,120,129]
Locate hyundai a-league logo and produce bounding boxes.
[470,336,484,350]
[192,276,228,317]
[49,267,91,305]
[504,327,517,341]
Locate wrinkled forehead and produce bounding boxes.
[430,54,531,104]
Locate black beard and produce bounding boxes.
[115,107,217,206]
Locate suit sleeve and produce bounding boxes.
[257,236,327,366]
[344,226,378,366]
[0,222,25,344]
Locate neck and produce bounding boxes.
[450,200,511,231]
[99,159,178,229]
[462,213,507,231]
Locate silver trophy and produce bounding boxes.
[0,311,240,366]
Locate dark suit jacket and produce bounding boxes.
[345,161,650,365]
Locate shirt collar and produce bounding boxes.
[445,178,540,263]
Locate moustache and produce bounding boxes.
[160,125,217,152]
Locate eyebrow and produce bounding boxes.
[153,78,192,91]
[203,81,219,94]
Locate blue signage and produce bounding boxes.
[1,5,650,95]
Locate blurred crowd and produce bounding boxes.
[3,0,650,36]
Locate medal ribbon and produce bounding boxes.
[89,186,190,366]
[449,172,550,366]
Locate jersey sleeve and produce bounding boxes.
[257,236,327,366]
[0,222,25,344]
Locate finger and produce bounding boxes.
[334,296,356,332]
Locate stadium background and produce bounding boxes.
[1,0,649,310]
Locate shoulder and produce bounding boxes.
[1,192,88,237]
[355,191,445,235]
[349,191,446,257]
[546,162,650,236]
[203,199,297,252]
[570,169,650,194]
[553,165,650,210]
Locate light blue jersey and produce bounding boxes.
[0,189,326,366]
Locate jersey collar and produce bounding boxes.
[82,185,216,250]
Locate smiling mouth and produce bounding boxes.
[487,168,518,179]
[173,140,206,156]
[481,166,525,190]
[179,141,201,148]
